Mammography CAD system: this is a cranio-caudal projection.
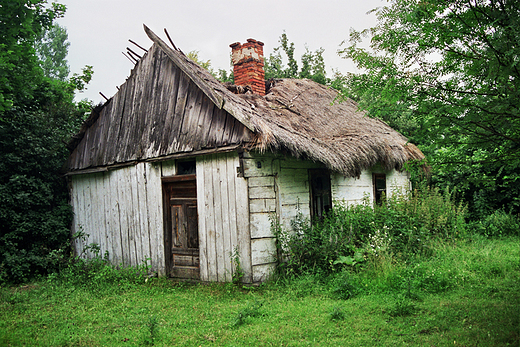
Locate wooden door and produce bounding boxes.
[163,175,199,279]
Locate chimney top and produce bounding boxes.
[230,39,265,96]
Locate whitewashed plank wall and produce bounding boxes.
[70,151,412,283]
[70,162,165,275]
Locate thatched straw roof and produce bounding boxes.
[240,78,424,176]
[66,26,424,177]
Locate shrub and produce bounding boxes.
[274,184,468,277]
[47,242,151,291]
[480,209,520,238]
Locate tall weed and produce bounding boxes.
[47,247,151,291]
[274,184,468,277]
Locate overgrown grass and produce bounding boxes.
[1,185,518,346]
[0,235,518,346]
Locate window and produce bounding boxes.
[373,173,386,205]
[177,160,196,175]
[309,169,332,219]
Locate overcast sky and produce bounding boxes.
[57,0,383,104]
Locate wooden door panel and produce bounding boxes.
[163,176,199,279]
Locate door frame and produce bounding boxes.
[162,174,200,279]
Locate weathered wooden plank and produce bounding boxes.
[197,102,217,149]
[234,154,252,283]
[118,75,138,163]
[196,156,209,281]
[97,101,115,166]
[71,176,84,257]
[78,175,90,256]
[280,204,311,230]
[249,186,276,200]
[136,162,152,264]
[129,165,141,266]
[211,154,225,282]
[158,61,181,155]
[229,117,252,144]
[90,173,106,257]
[69,177,78,256]
[221,112,235,146]
[251,238,277,266]
[101,172,111,257]
[114,168,130,267]
[104,83,126,165]
[183,87,206,149]
[278,182,310,195]
[331,185,373,203]
[249,198,276,213]
[138,47,163,158]
[168,73,190,154]
[161,160,176,177]
[82,176,94,257]
[279,191,310,206]
[204,154,217,281]
[104,170,122,265]
[145,162,165,275]
[218,154,232,282]
[225,153,239,280]
[206,106,228,148]
[250,213,273,239]
[248,176,275,187]
[242,158,273,177]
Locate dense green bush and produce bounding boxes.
[274,185,468,277]
[473,209,520,238]
[0,1,91,284]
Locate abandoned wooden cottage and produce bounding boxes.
[66,25,424,283]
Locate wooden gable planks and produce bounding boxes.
[157,62,181,156]
[143,25,224,112]
[177,81,202,153]
[117,75,138,163]
[104,83,127,166]
[168,73,191,154]
[68,39,254,172]
[145,48,172,157]
[132,45,158,159]
[196,101,217,149]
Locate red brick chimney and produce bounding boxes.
[230,39,265,96]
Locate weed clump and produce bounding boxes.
[47,231,152,291]
[274,185,468,279]
[232,300,264,327]
[329,306,345,321]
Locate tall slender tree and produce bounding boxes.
[35,23,70,81]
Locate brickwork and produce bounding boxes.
[229,39,265,96]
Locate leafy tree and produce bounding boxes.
[35,23,70,80]
[0,0,66,114]
[265,32,330,85]
[341,0,520,217]
[0,0,91,282]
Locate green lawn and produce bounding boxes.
[1,236,518,346]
